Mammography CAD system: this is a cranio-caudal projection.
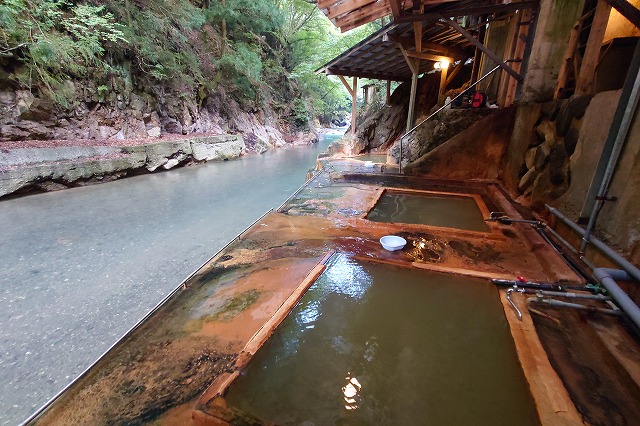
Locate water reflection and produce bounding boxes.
[342,374,362,410]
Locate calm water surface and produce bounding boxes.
[227,255,539,425]
[367,192,490,232]
[0,132,341,425]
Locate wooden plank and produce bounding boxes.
[603,0,640,28]
[339,6,392,30]
[318,0,342,9]
[576,0,612,95]
[326,0,376,19]
[335,2,389,26]
[440,15,524,82]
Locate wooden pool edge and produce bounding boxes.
[192,250,336,425]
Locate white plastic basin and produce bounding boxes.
[380,235,407,251]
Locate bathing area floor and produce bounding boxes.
[31,158,640,425]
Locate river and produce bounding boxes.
[0,131,342,425]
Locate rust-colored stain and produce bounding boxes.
[34,161,597,426]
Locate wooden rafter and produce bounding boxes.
[603,0,640,28]
[394,1,540,23]
[387,35,470,58]
[389,0,402,18]
[576,0,612,95]
[414,22,423,52]
[406,51,454,62]
[439,15,523,82]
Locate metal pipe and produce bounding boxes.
[527,297,623,316]
[531,290,609,301]
[594,268,640,330]
[546,205,640,283]
[506,287,523,320]
[580,41,640,252]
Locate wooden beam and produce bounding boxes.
[399,45,420,74]
[351,77,358,135]
[338,75,355,96]
[407,69,419,132]
[394,1,540,23]
[389,0,402,19]
[444,61,462,88]
[439,65,448,95]
[576,0,612,95]
[504,9,532,106]
[406,51,454,62]
[413,21,423,52]
[326,0,376,19]
[439,15,523,82]
[555,20,581,98]
[386,80,391,105]
[603,0,640,28]
[387,35,471,59]
[327,68,409,81]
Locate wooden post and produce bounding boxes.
[386,80,391,105]
[338,75,358,135]
[576,0,611,95]
[351,77,358,135]
[407,70,419,132]
[400,46,421,133]
[439,65,449,96]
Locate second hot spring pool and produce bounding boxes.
[224,255,538,425]
[366,191,490,232]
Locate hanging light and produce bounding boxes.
[433,60,450,71]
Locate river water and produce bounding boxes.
[0,131,341,425]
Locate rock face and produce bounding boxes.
[329,73,439,156]
[0,135,246,197]
[0,82,316,151]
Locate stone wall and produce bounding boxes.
[505,90,640,254]
[0,134,246,198]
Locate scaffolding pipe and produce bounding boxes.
[546,205,640,283]
[580,41,640,252]
[594,268,640,330]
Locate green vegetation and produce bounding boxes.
[0,0,384,126]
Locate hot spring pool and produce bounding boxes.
[224,255,538,425]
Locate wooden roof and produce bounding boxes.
[319,0,539,33]
[317,21,475,81]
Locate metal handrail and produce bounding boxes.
[399,64,502,173]
[22,207,274,425]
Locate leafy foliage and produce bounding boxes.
[0,0,382,125]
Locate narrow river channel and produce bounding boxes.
[0,131,341,425]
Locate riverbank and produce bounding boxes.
[0,129,318,199]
